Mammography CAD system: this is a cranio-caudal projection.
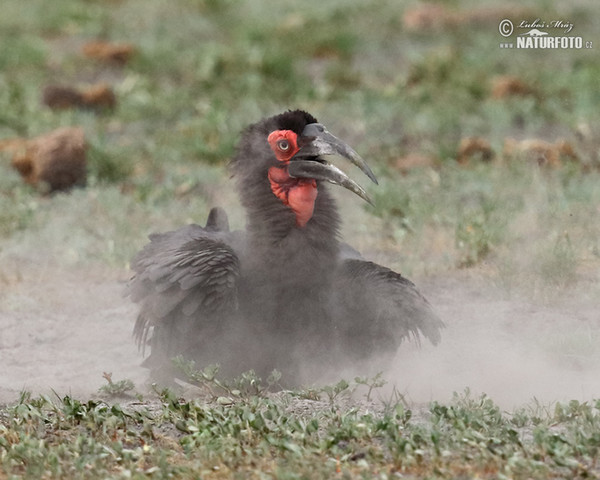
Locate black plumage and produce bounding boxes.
[128,110,443,383]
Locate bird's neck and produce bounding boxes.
[240,185,341,333]
[244,184,341,260]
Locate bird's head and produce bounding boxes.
[232,110,378,227]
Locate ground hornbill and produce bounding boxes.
[128,110,443,384]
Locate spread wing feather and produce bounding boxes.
[334,259,444,359]
[126,224,240,358]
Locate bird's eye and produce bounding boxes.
[277,139,290,151]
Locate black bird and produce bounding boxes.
[128,110,443,383]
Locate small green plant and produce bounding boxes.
[354,372,387,402]
[98,372,136,397]
[320,378,353,405]
[172,356,282,399]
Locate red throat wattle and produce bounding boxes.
[267,130,318,227]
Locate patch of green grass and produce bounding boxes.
[0,184,39,238]
[361,158,600,295]
[3,387,600,478]
[0,0,109,35]
[0,37,47,72]
[87,142,134,184]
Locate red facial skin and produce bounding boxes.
[267,130,318,227]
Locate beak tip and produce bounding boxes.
[298,122,378,201]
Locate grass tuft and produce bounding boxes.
[4,384,600,477]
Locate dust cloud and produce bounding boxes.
[2,251,598,409]
[1,188,598,409]
[385,273,600,409]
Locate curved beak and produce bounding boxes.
[289,123,378,204]
[288,160,373,205]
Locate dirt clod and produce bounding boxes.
[43,84,117,111]
[82,41,135,65]
[457,137,494,164]
[504,138,578,168]
[490,75,536,99]
[9,127,87,193]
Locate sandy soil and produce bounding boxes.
[1,256,598,408]
[390,273,600,408]
[0,262,146,404]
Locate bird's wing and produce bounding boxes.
[338,241,364,260]
[126,224,240,360]
[334,259,444,358]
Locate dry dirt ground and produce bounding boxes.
[1,256,598,409]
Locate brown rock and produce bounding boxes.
[42,85,84,110]
[457,137,494,164]
[82,41,135,65]
[80,84,117,110]
[10,127,87,193]
[490,75,535,99]
[43,84,116,111]
[503,138,578,167]
[556,140,577,161]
